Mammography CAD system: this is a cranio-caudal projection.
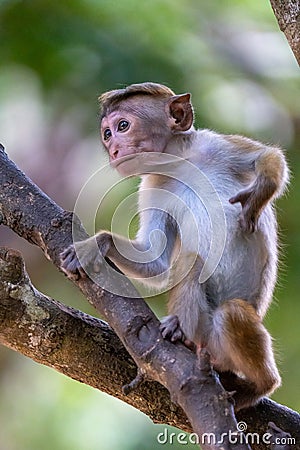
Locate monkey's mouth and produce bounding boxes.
[111,154,137,168]
[111,154,143,176]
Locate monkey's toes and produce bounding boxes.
[160,315,185,342]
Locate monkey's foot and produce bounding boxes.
[160,315,196,351]
[160,315,184,342]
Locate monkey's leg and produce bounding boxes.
[208,298,281,410]
[160,258,211,347]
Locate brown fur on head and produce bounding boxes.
[99,82,176,118]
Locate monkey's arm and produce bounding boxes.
[61,210,176,284]
[226,136,289,232]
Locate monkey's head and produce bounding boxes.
[99,82,194,175]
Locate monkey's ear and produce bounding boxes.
[167,93,193,132]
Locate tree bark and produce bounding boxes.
[270,0,300,65]
[0,247,187,430]
[0,144,299,449]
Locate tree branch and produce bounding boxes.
[0,144,299,449]
[0,247,187,430]
[270,0,300,65]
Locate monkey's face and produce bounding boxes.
[100,99,172,176]
[100,93,194,176]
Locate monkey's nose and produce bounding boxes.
[110,148,119,160]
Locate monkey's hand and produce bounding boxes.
[60,232,111,278]
[229,187,260,233]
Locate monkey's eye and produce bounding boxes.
[103,128,112,141]
[117,120,130,132]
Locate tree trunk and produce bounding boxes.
[270,0,300,65]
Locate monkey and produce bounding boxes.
[60,82,289,411]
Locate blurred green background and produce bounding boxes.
[0,0,299,449]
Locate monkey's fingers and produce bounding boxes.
[230,190,258,233]
[229,189,252,207]
[60,245,84,275]
[239,212,257,234]
[60,246,74,262]
[60,246,76,269]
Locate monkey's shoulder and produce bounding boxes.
[188,129,255,163]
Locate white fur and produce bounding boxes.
[106,128,288,342]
